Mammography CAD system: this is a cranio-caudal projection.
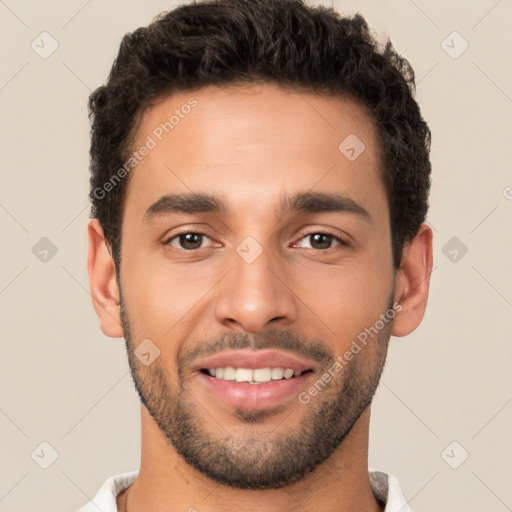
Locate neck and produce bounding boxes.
[118,406,382,512]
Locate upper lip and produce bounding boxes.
[193,349,315,373]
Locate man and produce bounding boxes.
[83,0,433,510]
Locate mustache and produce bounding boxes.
[178,328,335,368]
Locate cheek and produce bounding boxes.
[121,252,220,340]
[293,259,393,348]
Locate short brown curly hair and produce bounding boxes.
[88,0,431,270]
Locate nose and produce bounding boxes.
[213,244,298,333]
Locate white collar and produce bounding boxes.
[79,469,411,512]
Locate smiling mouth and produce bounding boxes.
[200,367,313,384]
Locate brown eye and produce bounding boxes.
[309,233,333,250]
[167,232,210,250]
[296,232,346,250]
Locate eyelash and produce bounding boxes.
[164,230,350,252]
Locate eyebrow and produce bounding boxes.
[142,191,371,223]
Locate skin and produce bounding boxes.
[87,83,433,512]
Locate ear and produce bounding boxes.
[87,219,124,338]
[392,223,433,337]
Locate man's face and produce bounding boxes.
[118,84,396,488]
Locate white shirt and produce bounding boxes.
[78,470,411,512]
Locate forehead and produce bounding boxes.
[124,83,385,222]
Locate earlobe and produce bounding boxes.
[87,219,124,338]
[391,223,433,338]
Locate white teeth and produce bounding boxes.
[271,367,284,380]
[235,368,253,382]
[253,367,272,383]
[223,366,236,380]
[208,367,302,383]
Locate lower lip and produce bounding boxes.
[198,372,312,410]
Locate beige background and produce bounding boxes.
[1,0,511,511]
